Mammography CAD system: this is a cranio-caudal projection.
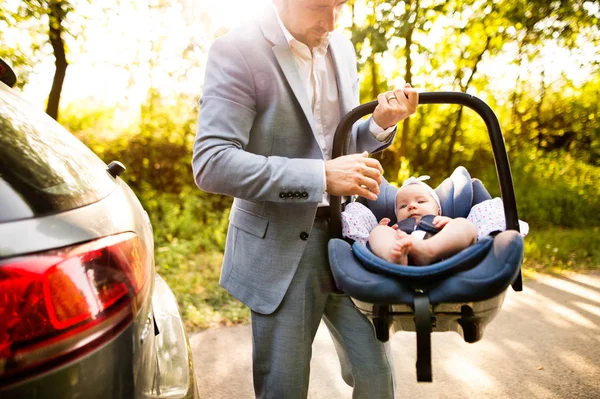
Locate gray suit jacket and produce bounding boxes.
[192,7,395,314]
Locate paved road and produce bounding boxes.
[190,272,600,398]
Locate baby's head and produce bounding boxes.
[395,176,441,221]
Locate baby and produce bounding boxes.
[342,175,530,266]
[342,176,477,265]
[369,177,477,265]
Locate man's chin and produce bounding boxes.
[310,32,329,47]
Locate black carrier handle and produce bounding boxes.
[329,92,522,290]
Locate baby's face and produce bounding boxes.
[395,184,440,222]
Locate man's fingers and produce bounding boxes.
[355,186,378,201]
[363,157,384,174]
[389,85,418,109]
[404,87,419,107]
[325,153,384,198]
[361,165,382,185]
[353,152,383,179]
[377,93,388,106]
[356,175,380,196]
[393,88,407,102]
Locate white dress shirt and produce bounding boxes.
[274,8,393,205]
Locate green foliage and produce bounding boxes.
[148,188,231,253]
[0,1,46,87]
[509,151,600,228]
[61,91,234,251]
[387,148,600,229]
[59,101,119,134]
[64,91,194,193]
[155,245,249,330]
[350,0,600,170]
[524,226,600,273]
[504,75,600,166]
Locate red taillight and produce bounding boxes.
[0,232,151,385]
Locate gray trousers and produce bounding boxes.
[251,218,396,399]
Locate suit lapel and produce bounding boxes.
[272,46,319,135]
[260,7,318,137]
[328,33,355,117]
[329,33,358,155]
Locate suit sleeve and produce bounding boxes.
[192,37,324,203]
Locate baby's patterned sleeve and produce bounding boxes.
[467,198,530,241]
[341,202,379,245]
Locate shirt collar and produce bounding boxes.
[272,4,330,57]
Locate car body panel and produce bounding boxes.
[0,180,151,260]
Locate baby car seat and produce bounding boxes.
[327,92,524,382]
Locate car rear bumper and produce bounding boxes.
[0,275,198,399]
[149,273,199,399]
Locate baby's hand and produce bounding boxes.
[433,216,452,229]
[378,218,398,229]
[379,218,391,226]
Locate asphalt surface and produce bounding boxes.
[190,272,600,398]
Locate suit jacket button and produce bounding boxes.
[287,192,294,198]
[302,192,308,199]
[279,192,286,199]
[300,232,309,241]
[294,191,301,198]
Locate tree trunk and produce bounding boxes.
[46,1,68,121]
[509,34,530,148]
[399,26,413,158]
[370,56,379,101]
[445,36,490,171]
[536,69,546,149]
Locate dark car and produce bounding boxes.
[0,59,199,398]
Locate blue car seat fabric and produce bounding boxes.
[354,237,494,280]
[328,231,523,305]
[329,166,523,305]
[357,174,400,225]
[356,166,481,224]
[435,166,473,218]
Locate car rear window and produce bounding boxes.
[0,83,116,223]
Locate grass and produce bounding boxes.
[523,226,600,274]
[154,238,250,331]
[157,227,599,333]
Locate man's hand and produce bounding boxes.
[325,151,383,200]
[372,83,418,130]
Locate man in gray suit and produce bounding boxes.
[193,0,418,397]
